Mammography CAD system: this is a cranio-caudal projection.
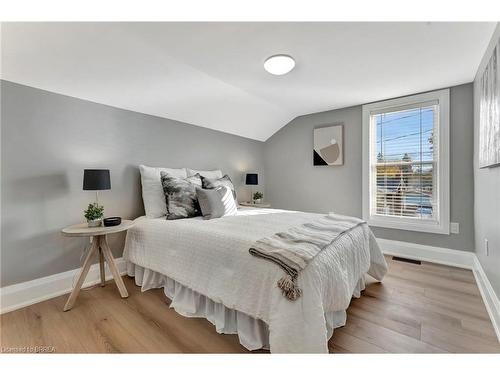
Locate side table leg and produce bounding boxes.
[63,239,98,311]
[99,247,105,287]
[100,236,128,298]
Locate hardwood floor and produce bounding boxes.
[1,256,499,353]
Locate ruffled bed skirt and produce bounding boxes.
[126,262,366,352]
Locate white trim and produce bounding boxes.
[378,238,500,343]
[472,256,500,342]
[362,88,450,234]
[378,238,474,269]
[0,257,126,314]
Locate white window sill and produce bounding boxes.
[366,215,450,235]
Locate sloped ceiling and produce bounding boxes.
[1,22,496,141]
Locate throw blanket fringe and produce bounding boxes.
[249,214,365,301]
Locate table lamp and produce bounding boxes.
[83,169,111,205]
[245,173,258,203]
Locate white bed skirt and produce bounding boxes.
[126,261,366,352]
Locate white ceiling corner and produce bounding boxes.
[1,22,496,141]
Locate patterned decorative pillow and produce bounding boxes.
[160,172,202,220]
[200,174,238,206]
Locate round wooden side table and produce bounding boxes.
[61,219,135,311]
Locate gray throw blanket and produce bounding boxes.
[249,214,365,301]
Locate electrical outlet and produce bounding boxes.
[485,238,489,256]
[450,222,459,234]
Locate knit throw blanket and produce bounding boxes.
[249,214,366,301]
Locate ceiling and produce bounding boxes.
[1,22,496,141]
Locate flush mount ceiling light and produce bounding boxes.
[264,54,295,75]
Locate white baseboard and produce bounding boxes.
[378,238,500,343]
[472,257,500,342]
[0,257,126,314]
[378,238,475,269]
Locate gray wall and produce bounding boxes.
[0,80,265,287]
[265,83,475,251]
[473,23,500,298]
[0,77,483,287]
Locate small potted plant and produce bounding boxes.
[253,191,263,204]
[84,202,104,227]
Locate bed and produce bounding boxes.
[123,207,387,353]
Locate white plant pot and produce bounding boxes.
[87,218,102,227]
[254,199,263,204]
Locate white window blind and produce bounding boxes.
[371,103,439,220]
[362,89,450,234]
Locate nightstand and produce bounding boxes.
[239,202,272,208]
[61,220,135,311]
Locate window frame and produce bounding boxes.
[362,89,450,234]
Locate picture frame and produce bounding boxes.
[479,39,500,168]
[313,124,344,166]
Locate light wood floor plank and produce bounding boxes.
[329,330,387,353]
[339,315,446,353]
[421,324,500,353]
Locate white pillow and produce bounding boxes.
[186,168,223,179]
[139,165,187,218]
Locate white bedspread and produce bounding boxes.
[123,207,387,353]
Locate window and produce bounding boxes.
[362,89,450,234]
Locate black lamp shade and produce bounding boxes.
[83,169,111,190]
[245,173,258,185]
